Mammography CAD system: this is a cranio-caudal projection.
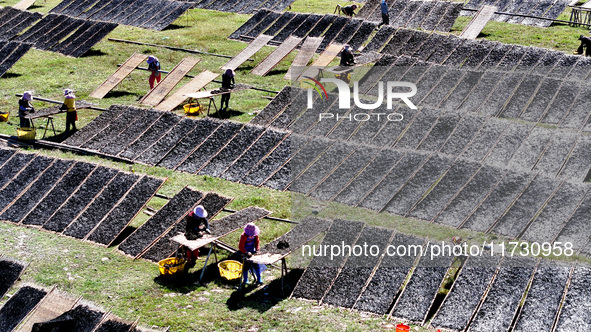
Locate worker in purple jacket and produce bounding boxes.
[378,0,389,29]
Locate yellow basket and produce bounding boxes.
[17,127,36,140]
[0,112,8,122]
[158,257,186,276]
[184,102,201,116]
[218,260,243,280]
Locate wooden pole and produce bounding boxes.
[0,134,133,164]
[461,7,591,27]
[14,94,108,111]
[108,38,254,61]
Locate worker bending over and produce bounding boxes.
[60,89,77,133]
[335,4,358,17]
[340,45,356,66]
[186,205,211,239]
[184,205,211,267]
[18,91,34,128]
[147,55,161,89]
[574,35,591,56]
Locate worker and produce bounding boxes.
[239,223,266,285]
[147,55,161,89]
[335,4,358,17]
[377,0,389,29]
[186,205,211,239]
[340,45,355,66]
[18,91,34,128]
[220,68,235,111]
[184,205,211,267]
[60,89,77,133]
[574,35,591,56]
[451,236,468,264]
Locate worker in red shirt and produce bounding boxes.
[239,223,266,285]
[147,56,161,89]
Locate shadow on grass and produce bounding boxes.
[43,130,75,143]
[208,108,242,119]
[237,64,255,71]
[266,69,288,77]
[153,254,241,293]
[153,269,209,293]
[104,90,138,99]
[80,49,108,58]
[226,269,304,313]
[1,73,22,79]
[153,253,304,313]
[162,24,185,31]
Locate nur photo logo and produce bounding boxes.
[304,77,418,110]
[302,76,329,101]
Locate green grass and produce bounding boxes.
[2,0,591,330]
[450,7,590,50]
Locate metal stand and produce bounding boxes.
[238,259,258,292]
[206,97,217,116]
[27,118,36,130]
[237,257,289,293]
[199,242,218,281]
[239,261,246,292]
[42,116,56,139]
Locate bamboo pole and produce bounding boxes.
[108,38,254,61]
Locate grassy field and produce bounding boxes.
[1,0,590,330]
